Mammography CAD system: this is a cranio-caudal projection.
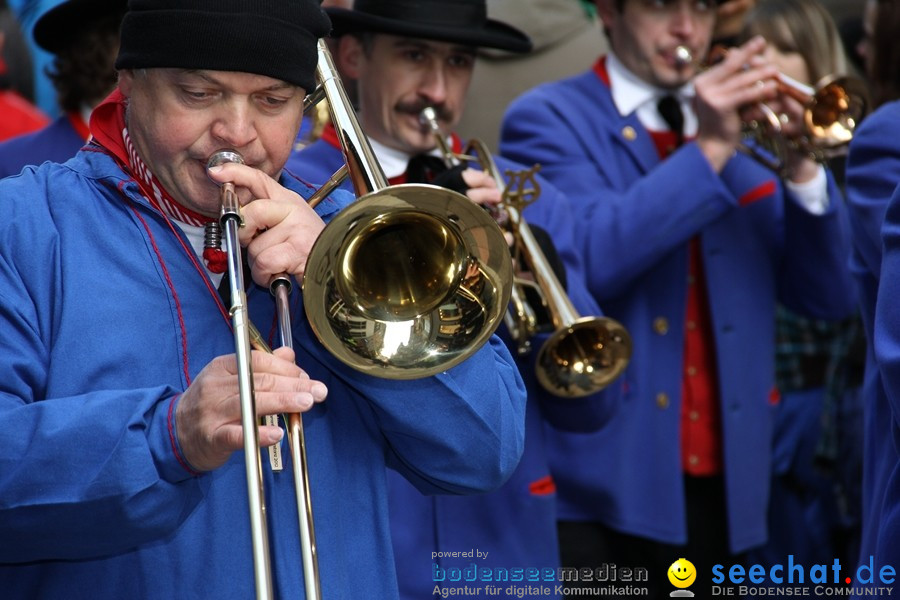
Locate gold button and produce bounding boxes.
[689,410,700,421]
[686,320,696,330]
[622,126,637,141]
[687,275,696,285]
[653,317,669,335]
[688,455,699,466]
[686,366,697,376]
[656,392,669,409]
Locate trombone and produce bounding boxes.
[301,41,512,379]
[419,107,632,398]
[216,40,513,599]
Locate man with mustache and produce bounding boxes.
[287,1,622,598]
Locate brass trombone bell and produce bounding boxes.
[301,40,512,379]
[304,183,512,378]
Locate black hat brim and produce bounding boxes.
[325,7,532,54]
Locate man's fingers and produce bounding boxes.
[208,162,284,206]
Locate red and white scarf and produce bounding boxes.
[89,89,228,273]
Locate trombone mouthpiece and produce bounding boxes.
[207,149,245,176]
[674,46,693,67]
[208,149,244,220]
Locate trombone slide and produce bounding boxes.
[211,149,322,600]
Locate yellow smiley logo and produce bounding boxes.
[668,558,696,588]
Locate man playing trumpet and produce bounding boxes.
[500,0,856,596]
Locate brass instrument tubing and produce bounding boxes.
[214,147,322,598]
[220,182,275,600]
[418,109,536,348]
[270,275,322,600]
[305,164,349,210]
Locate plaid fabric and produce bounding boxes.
[774,304,865,464]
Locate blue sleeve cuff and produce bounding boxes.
[149,394,201,482]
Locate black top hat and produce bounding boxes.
[326,0,532,54]
[34,0,127,54]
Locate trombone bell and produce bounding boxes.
[335,206,468,321]
[302,39,512,379]
[304,183,512,378]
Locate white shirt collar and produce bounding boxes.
[605,51,698,136]
[367,136,412,180]
[367,134,452,180]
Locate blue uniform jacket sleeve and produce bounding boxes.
[0,182,205,561]
[778,171,856,318]
[290,308,527,496]
[288,183,529,497]
[874,184,900,422]
[846,101,900,284]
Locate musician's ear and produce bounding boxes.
[118,69,136,98]
[595,0,617,27]
[336,35,364,80]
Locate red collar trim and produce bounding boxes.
[593,56,611,88]
[67,111,91,142]
[321,120,341,150]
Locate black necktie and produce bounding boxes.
[406,154,448,184]
[657,95,685,147]
[406,154,469,196]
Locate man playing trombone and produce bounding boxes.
[287,1,623,598]
[0,1,528,598]
[500,0,856,596]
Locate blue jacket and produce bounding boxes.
[288,136,620,598]
[848,100,900,579]
[500,66,856,553]
[0,146,527,599]
[0,115,85,179]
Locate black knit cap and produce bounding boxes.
[115,0,331,92]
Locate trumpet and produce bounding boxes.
[218,40,513,599]
[674,44,870,170]
[747,70,869,169]
[419,107,632,398]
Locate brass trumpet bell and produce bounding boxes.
[804,74,869,156]
[536,317,632,397]
[304,183,512,379]
[743,71,869,170]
